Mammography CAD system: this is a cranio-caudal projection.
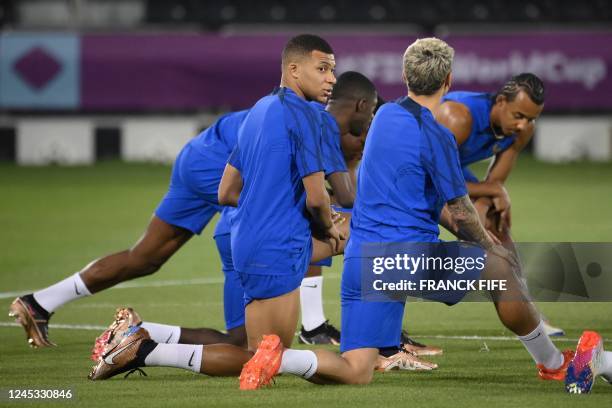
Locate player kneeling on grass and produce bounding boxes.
[85,34,372,381]
[238,37,612,394]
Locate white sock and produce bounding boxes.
[518,320,563,369]
[33,272,91,313]
[300,276,326,331]
[279,349,318,379]
[141,322,181,344]
[600,351,612,378]
[144,343,202,373]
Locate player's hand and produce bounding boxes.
[491,185,511,213]
[326,224,346,254]
[473,197,492,228]
[331,209,346,226]
[497,206,512,233]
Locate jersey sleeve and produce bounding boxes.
[291,105,324,178]
[227,145,242,171]
[321,115,348,177]
[422,125,467,202]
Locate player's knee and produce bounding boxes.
[226,330,248,348]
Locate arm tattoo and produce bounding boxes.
[447,195,494,249]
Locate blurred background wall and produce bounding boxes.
[0,0,611,165]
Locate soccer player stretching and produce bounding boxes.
[240,37,612,394]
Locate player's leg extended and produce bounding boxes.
[482,248,571,379]
[9,143,218,347]
[486,209,565,336]
[158,232,247,346]
[8,215,192,348]
[81,216,193,292]
[89,311,252,380]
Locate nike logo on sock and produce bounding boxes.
[524,332,542,342]
[74,281,81,295]
[302,284,318,288]
[188,351,195,367]
[299,362,313,378]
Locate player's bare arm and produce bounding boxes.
[326,172,355,208]
[484,124,535,230]
[218,163,243,207]
[446,194,497,250]
[303,171,345,253]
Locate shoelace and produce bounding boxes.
[399,346,418,357]
[124,368,148,379]
[323,321,341,339]
[401,331,427,348]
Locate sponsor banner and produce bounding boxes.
[2,32,611,111]
[358,242,612,302]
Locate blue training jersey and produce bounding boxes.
[190,110,249,160]
[345,96,467,257]
[442,91,516,168]
[228,87,324,276]
[184,110,249,196]
[309,102,348,177]
[215,102,347,238]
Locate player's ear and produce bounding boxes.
[356,98,367,112]
[496,94,506,105]
[445,72,452,91]
[287,62,299,79]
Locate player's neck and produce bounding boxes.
[408,91,444,113]
[279,76,306,100]
[325,101,350,135]
[489,104,501,128]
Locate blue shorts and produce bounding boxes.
[155,142,223,234]
[331,205,352,214]
[340,242,484,352]
[238,271,305,305]
[311,258,332,267]
[214,233,245,330]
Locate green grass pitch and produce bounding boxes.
[1,155,611,407]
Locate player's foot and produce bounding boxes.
[298,320,340,346]
[91,307,143,361]
[8,294,55,348]
[88,325,155,381]
[400,330,442,356]
[239,334,284,390]
[565,331,604,394]
[537,349,574,381]
[376,349,438,372]
[543,321,565,337]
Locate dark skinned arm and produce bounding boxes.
[218,163,243,207]
[326,172,355,208]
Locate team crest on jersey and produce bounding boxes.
[492,143,502,154]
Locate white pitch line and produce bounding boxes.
[0,275,342,300]
[419,334,579,342]
[0,322,579,342]
[0,322,107,331]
